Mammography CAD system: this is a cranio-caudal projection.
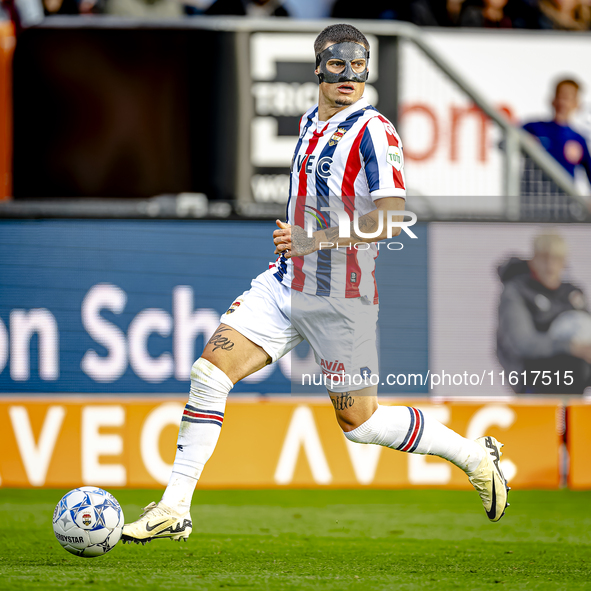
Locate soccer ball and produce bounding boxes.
[549,310,591,345]
[52,486,124,557]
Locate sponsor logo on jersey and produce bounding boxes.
[360,366,372,378]
[329,127,347,146]
[350,272,357,283]
[317,156,333,178]
[386,145,403,171]
[297,154,315,174]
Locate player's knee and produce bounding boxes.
[341,405,387,445]
[189,358,233,405]
[343,426,367,443]
[336,413,365,433]
[341,413,377,442]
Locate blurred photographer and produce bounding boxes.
[497,232,591,394]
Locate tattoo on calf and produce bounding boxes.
[331,393,354,411]
[208,327,235,352]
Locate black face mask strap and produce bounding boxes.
[315,42,370,85]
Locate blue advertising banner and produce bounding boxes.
[0,220,427,394]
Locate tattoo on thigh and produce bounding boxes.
[208,327,235,352]
[331,393,354,411]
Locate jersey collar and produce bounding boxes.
[310,96,370,126]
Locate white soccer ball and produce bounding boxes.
[549,310,591,345]
[52,486,124,558]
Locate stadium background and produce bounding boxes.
[0,15,590,495]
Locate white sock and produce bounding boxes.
[343,405,484,473]
[161,358,233,512]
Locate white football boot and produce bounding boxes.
[121,501,192,544]
[467,436,510,522]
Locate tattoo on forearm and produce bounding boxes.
[351,215,378,241]
[208,327,235,352]
[324,214,378,244]
[331,393,354,411]
[324,226,340,242]
[291,226,316,256]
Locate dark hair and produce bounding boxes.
[314,24,370,56]
[555,78,580,95]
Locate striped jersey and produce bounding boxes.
[271,97,406,303]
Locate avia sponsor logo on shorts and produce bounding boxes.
[320,359,346,376]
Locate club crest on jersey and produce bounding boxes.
[225,299,243,315]
[329,127,347,147]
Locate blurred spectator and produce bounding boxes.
[1,0,43,32]
[78,0,104,13]
[523,79,591,186]
[182,0,214,14]
[331,0,413,20]
[205,0,290,16]
[395,0,465,24]
[106,0,180,17]
[497,233,591,394]
[43,0,79,14]
[283,0,332,18]
[445,0,465,22]
[538,0,591,30]
[458,0,541,27]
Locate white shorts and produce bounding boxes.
[220,269,379,392]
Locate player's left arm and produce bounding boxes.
[314,196,405,250]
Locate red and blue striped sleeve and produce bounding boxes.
[360,116,406,200]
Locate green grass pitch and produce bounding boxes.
[0,488,590,590]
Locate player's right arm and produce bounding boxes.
[273,197,405,258]
[273,116,408,258]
